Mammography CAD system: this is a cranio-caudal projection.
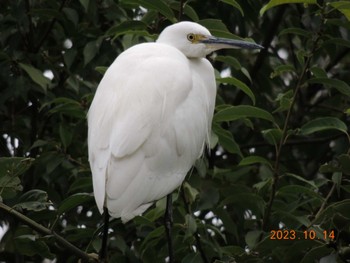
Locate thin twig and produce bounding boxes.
[262,34,322,231]
[24,0,33,50]
[234,5,287,107]
[0,202,98,262]
[33,0,68,53]
[308,183,336,228]
[178,0,184,21]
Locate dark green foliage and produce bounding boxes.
[1,0,350,262]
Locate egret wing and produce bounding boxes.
[88,43,193,215]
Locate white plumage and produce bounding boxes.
[88,21,262,222]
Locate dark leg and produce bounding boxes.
[99,207,109,263]
[165,194,174,263]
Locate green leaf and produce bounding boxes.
[68,177,92,193]
[217,77,256,105]
[0,157,33,177]
[183,4,199,22]
[310,67,328,78]
[181,253,202,263]
[338,154,350,174]
[314,199,350,224]
[14,235,55,259]
[261,128,283,145]
[330,1,350,21]
[0,158,33,201]
[308,77,350,97]
[42,97,86,119]
[260,0,317,16]
[245,230,263,249]
[95,66,108,75]
[300,117,348,136]
[277,185,323,201]
[198,19,237,38]
[13,189,51,212]
[183,182,199,204]
[121,0,176,22]
[59,123,73,149]
[141,226,165,251]
[143,197,167,222]
[274,90,293,113]
[345,108,350,116]
[83,39,102,66]
[274,210,311,226]
[321,155,350,177]
[63,7,79,26]
[279,27,311,37]
[296,49,306,66]
[239,155,272,169]
[212,123,242,157]
[319,161,342,174]
[215,55,241,70]
[197,187,220,210]
[270,64,295,78]
[284,173,318,189]
[332,172,342,197]
[185,214,197,236]
[29,8,62,20]
[169,2,199,21]
[221,245,245,256]
[0,174,22,202]
[30,140,48,150]
[19,63,51,92]
[300,245,334,263]
[105,20,149,37]
[323,38,350,49]
[214,105,275,123]
[79,0,90,12]
[57,193,93,215]
[219,0,244,16]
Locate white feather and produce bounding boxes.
[88,22,217,222]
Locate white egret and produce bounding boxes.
[88,21,262,259]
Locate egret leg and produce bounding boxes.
[165,194,174,263]
[99,207,109,262]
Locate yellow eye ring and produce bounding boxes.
[187,33,195,42]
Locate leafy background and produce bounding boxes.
[1,0,350,262]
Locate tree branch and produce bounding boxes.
[0,202,98,262]
[33,0,68,53]
[234,5,287,106]
[308,182,336,228]
[251,5,287,76]
[262,33,322,231]
[178,0,184,21]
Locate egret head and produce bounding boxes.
[156,21,263,58]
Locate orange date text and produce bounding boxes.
[270,230,335,241]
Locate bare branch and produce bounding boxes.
[0,202,98,262]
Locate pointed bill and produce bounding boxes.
[201,36,264,50]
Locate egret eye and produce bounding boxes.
[187,33,195,42]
